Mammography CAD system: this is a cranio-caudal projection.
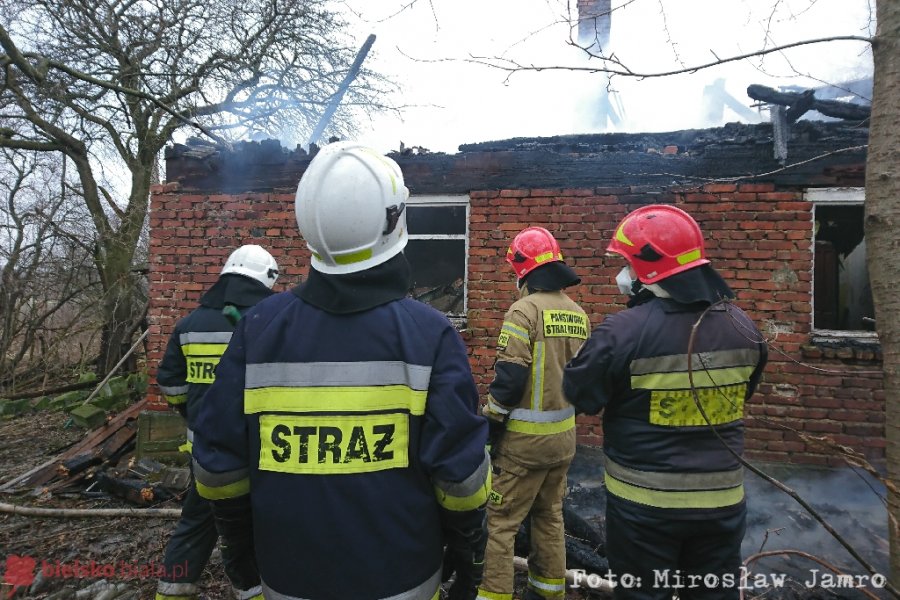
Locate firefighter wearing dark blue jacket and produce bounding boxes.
[156,244,279,600]
[192,141,491,600]
[563,205,768,600]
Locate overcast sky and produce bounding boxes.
[336,0,874,155]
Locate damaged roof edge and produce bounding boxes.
[163,120,868,194]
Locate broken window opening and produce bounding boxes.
[813,202,875,333]
[404,197,469,320]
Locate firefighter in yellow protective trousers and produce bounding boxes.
[478,227,588,600]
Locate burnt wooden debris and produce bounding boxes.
[747,84,871,123]
[0,400,146,494]
[164,120,867,195]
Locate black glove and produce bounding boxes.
[485,416,506,459]
[487,417,505,448]
[211,495,260,592]
[441,508,488,600]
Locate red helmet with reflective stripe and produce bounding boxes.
[506,227,564,279]
[606,205,709,284]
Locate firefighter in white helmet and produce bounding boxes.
[192,141,490,600]
[478,227,587,600]
[156,244,278,600]
[563,205,768,599]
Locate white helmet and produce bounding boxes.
[295,141,409,274]
[221,244,279,288]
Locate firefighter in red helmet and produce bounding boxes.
[564,205,768,600]
[478,227,588,600]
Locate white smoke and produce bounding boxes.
[341,0,874,154]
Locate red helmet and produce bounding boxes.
[506,227,564,279]
[606,205,708,284]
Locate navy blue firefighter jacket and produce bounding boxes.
[192,264,490,600]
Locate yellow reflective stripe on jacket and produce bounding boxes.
[195,477,250,500]
[244,386,427,415]
[630,365,756,391]
[629,349,757,427]
[164,394,188,405]
[631,348,760,374]
[530,341,545,411]
[193,461,250,500]
[181,342,229,357]
[529,570,566,596]
[500,321,530,345]
[434,449,491,511]
[505,407,575,435]
[604,458,744,509]
[159,384,188,404]
[629,348,759,387]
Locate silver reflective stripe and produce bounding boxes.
[528,574,565,593]
[261,567,441,600]
[186,428,195,443]
[237,584,263,600]
[630,349,760,375]
[487,398,510,415]
[501,322,530,343]
[509,406,575,423]
[530,342,544,411]
[245,362,432,391]
[434,448,490,497]
[157,581,197,595]
[192,459,249,487]
[179,331,233,345]
[159,384,189,396]
[605,457,743,491]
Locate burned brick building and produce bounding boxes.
[146,120,882,466]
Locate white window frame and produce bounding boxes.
[406,194,470,325]
[806,187,877,341]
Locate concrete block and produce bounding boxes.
[50,390,88,411]
[69,404,108,429]
[136,410,189,464]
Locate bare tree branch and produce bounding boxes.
[452,35,872,81]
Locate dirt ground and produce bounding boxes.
[0,408,231,600]
[0,407,603,600]
[1,407,890,600]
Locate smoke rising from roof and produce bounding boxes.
[341,0,874,154]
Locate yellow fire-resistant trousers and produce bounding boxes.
[478,454,571,600]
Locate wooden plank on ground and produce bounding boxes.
[0,398,147,492]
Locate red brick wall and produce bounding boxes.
[147,182,885,465]
[146,184,310,407]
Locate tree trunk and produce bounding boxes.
[97,269,143,374]
[91,165,153,374]
[866,0,900,588]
